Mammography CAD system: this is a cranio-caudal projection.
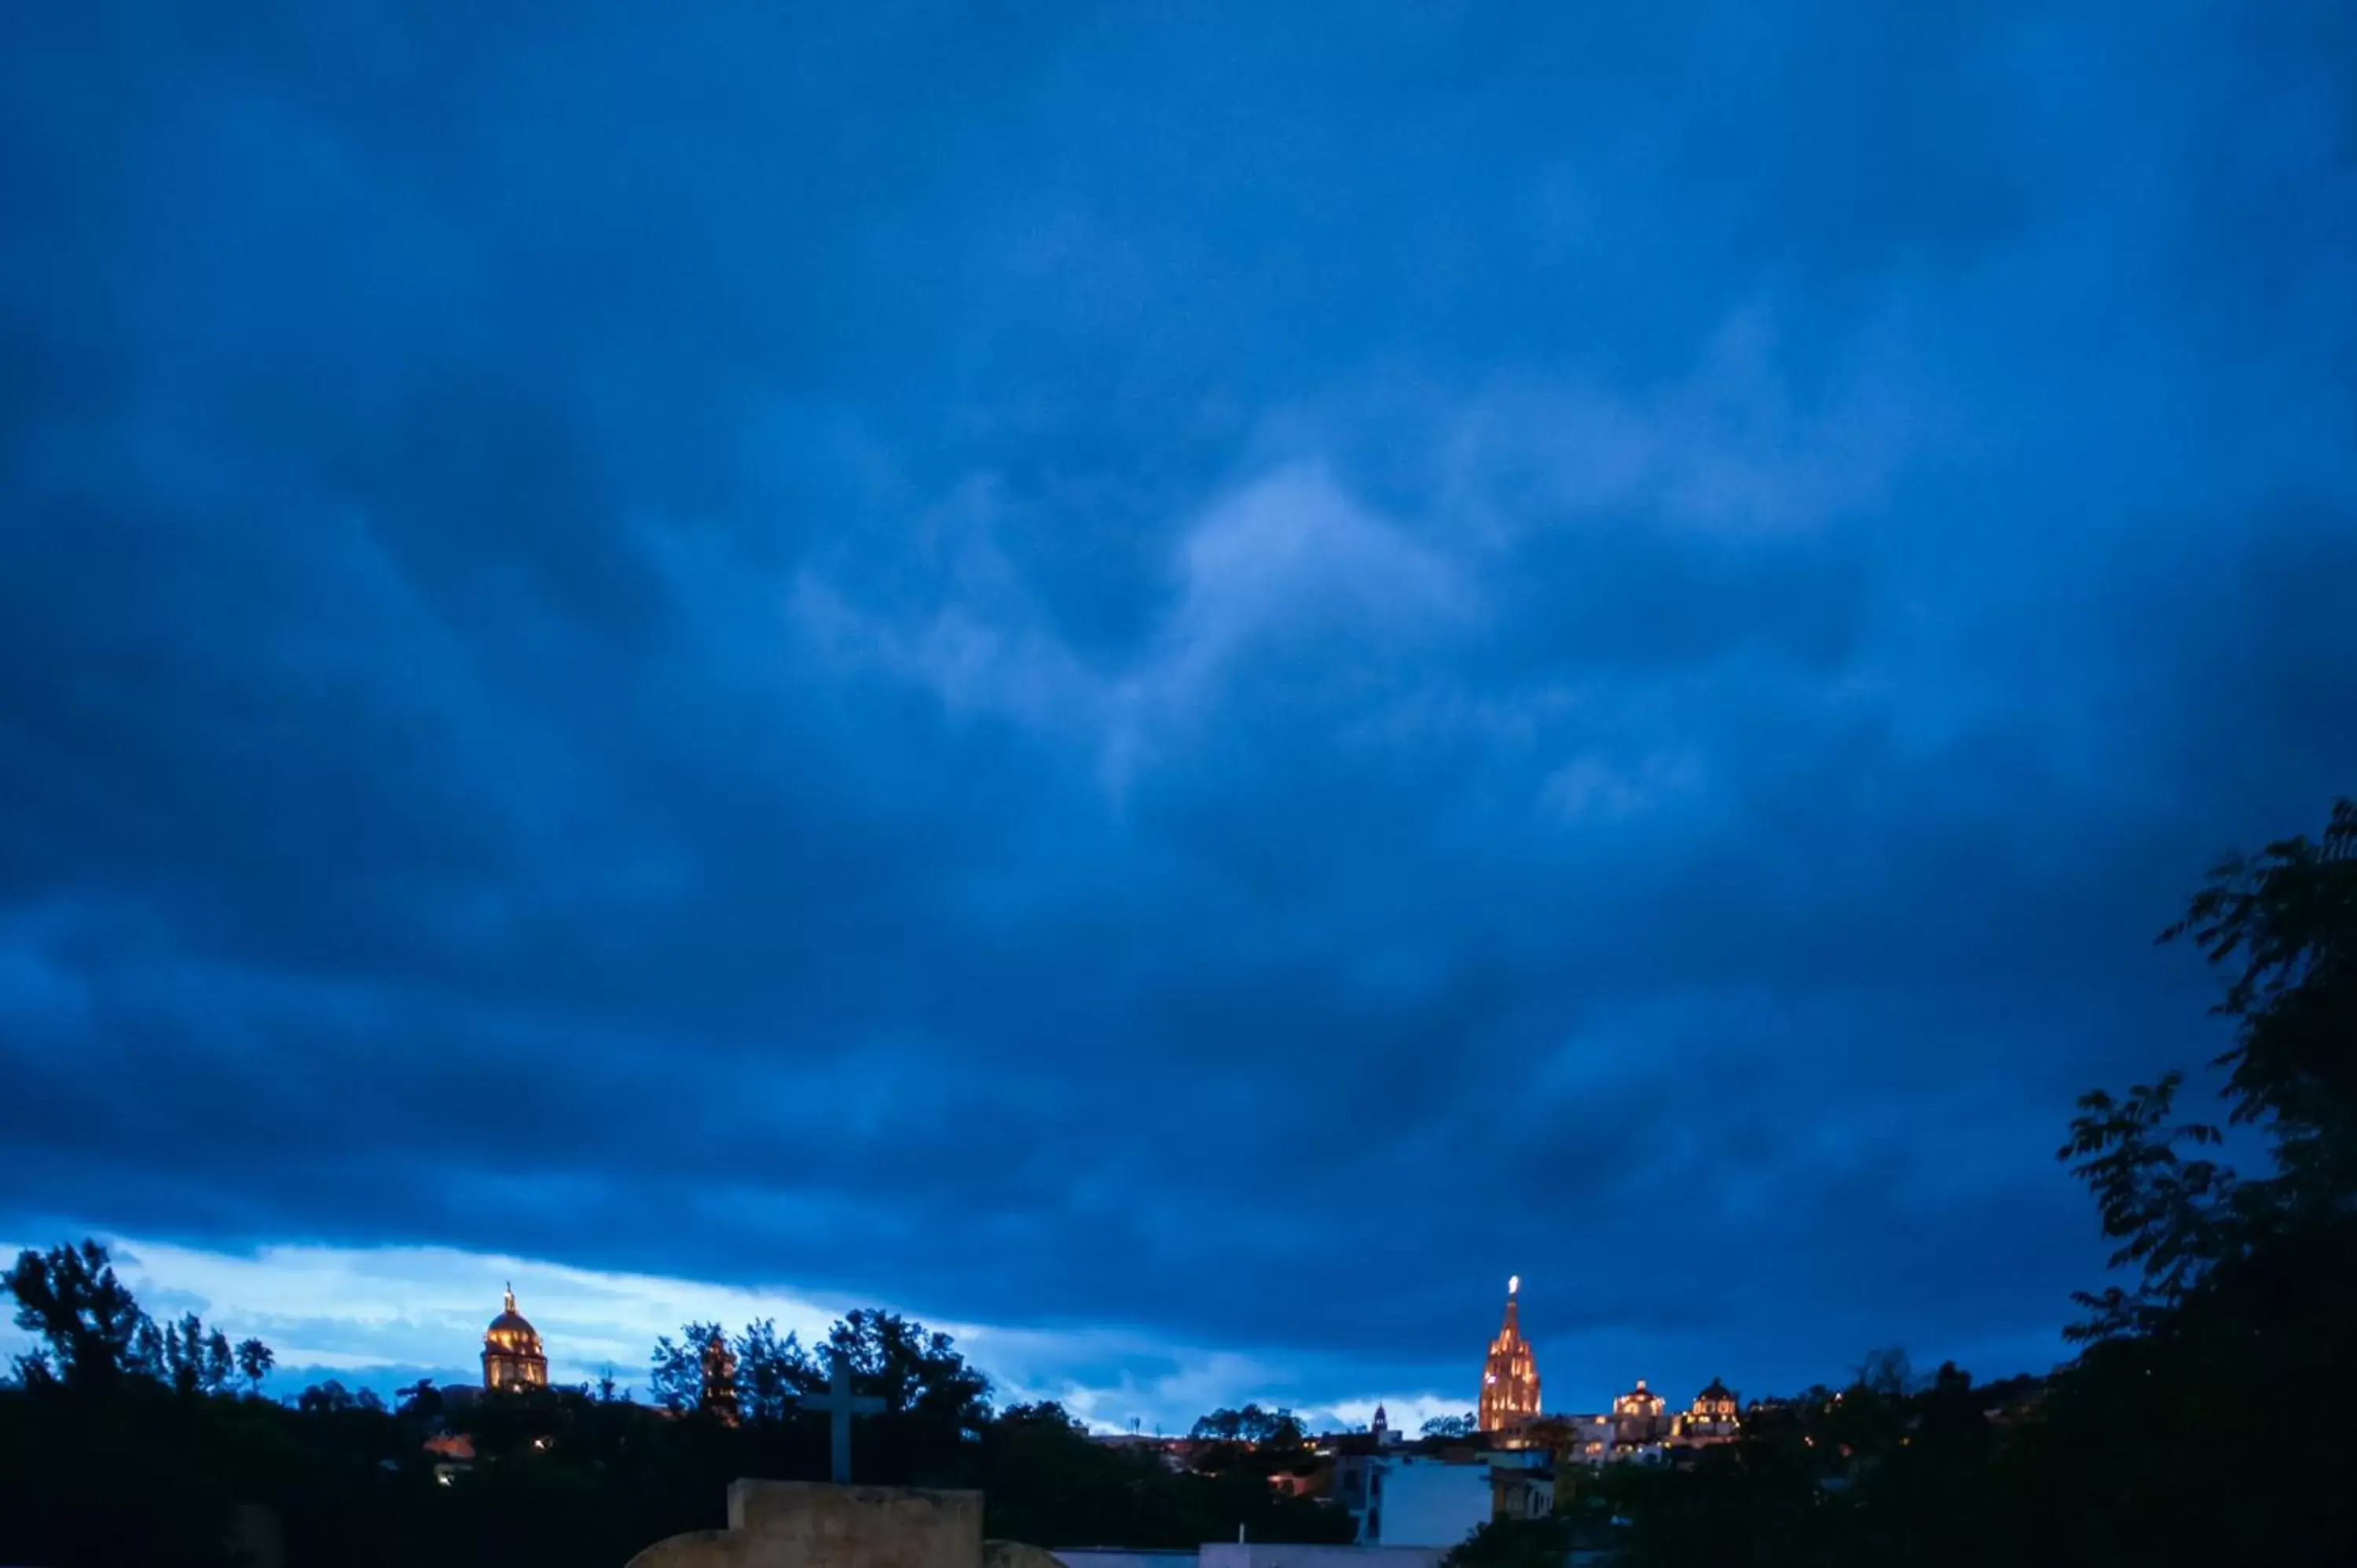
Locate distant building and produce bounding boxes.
[1052,1551,1202,1568]
[1529,1413,1614,1464]
[1675,1378,1739,1443]
[1055,1548,1453,1568]
[1476,1277,1541,1434]
[1610,1379,1666,1446]
[482,1285,548,1391]
[1525,1379,1736,1463]
[1200,1545,1449,1568]
[1087,1433,1192,1471]
[1058,1549,1455,1568]
[423,1430,475,1486]
[1333,1451,1553,1549]
[1487,1454,1555,1524]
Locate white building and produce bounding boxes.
[1547,1415,1615,1464]
[1331,1452,1553,1549]
[1058,1548,1452,1568]
[1053,1552,1201,1568]
[1199,1546,1449,1568]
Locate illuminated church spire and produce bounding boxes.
[1477,1274,1541,1433]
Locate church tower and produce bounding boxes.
[1478,1275,1541,1433]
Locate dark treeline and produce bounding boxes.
[1187,1404,1309,1445]
[0,1258,1348,1567]
[1452,798,2357,1568]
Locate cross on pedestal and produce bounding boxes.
[803,1346,885,1483]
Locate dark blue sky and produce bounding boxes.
[3,1,2354,1423]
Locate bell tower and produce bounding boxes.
[1478,1275,1541,1432]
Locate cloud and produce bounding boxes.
[2,0,2354,1420]
[794,462,1471,793]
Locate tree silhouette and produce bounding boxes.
[234,1336,274,1396]
[733,1317,818,1423]
[4,1240,148,1390]
[823,1308,991,1433]
[648,1322,721,1414]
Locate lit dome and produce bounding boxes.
[482,1285,550,1390]
[486,1307,541,1350]
[1615,1379,1665,1412]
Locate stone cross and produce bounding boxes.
[804,1346,885,1483]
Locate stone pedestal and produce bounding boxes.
[626,1481,985,1568]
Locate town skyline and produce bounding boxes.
[0,1236,2036,1437]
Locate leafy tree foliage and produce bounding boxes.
[296,1379,386,1414]
[1442,1515,1576,1568]
[980,1401,1349,1552]
[735,1317,819,1422]
[132,1312,239,1396]
[1187,1403,1306,1445]
[1595,797,2357,1568]
[823,1308,992,1437]
[2059,798,2357,1337]
[2168,797,2357,1178]
[648,1321,724,1415]
[2023,796,2357,1566]
[236,1336,275,1394]
[1420,1412,1477,1439]
[5,1241,148,1390]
